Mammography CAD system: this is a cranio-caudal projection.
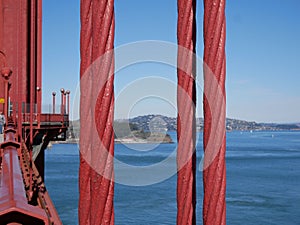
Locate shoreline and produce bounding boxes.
[114,138,174,144]
[51,129,300,145]
[51,138,174,145]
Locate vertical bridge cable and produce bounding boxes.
[203,0,226,225]
[79,0,115,225]
[177,0,197,224]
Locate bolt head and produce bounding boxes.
[1,67,12,79]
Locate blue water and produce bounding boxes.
[45,131,300,224]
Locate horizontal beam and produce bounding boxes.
[0,126,48,225]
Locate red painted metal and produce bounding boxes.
[203,0,227,224]
[17,0,26,141]
[39,113,68,124]
[28,0,38,197]
[0,0,43,139]
[66,90,70,115]
[63,92,66,114]
[60,88,64,115]
[79,0,115,224]
[1,1,67,224]
[177,0,197,224]
[0,1,2,58]
[37,0,42,117]
[0,126,48,224]
[52,92,56,114]
[29,0,37,147]
[19,141,63,225]
[0,0,28,107]
[1,67,12,120]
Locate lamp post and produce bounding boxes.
[60,88,65,115]
[52,92,56,114]
[63,91,67,114]
[1,67,12,120]
[65,90,70,115]
[36,86,41,125]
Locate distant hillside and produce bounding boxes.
[128,114,300,132]
[67,119,173,143]
[68,115,300,140]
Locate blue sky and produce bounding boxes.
[42,0,300,123]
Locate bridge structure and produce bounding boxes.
[0,0,68,224]
[0,0,226,225]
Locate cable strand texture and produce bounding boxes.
[203,0,226,225]
[79,0,115,224]
[177,0,197,224]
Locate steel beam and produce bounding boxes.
[0,126,48,225]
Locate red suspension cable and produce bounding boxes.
[79,0,115,224]
[203,0,227,224]
[177,0,197,224]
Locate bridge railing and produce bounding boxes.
[42,104,66,114]
[8,102,69,127]
[0,125,48,224]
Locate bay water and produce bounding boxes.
[45,131,300,224]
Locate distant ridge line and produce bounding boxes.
[70,114,300,132]
[116,114,300,131]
